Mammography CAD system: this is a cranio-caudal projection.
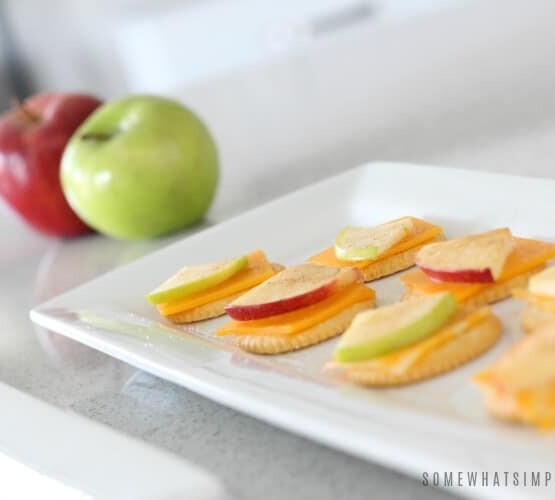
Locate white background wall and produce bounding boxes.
[3,0,555,223]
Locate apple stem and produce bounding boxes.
[80,132,113,141]
[12,97,39,123]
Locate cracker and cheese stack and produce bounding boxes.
[309,217,444,282]
[148,250,282,323]
[330,292,501,386]
[475,320,555,431]
[513,266,555,333]
[401,228,555,308]
[217,264,375,354]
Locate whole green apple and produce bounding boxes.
[61,95,218,239]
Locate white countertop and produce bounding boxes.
[0,382,225,500]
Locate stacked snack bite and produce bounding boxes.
[217,264,375,354]
[330,292,501,386]
[401,228,555,308]
[474,320,555,431]
[148,250,282,323]
[309,217,444,281]
[513,266,555,333]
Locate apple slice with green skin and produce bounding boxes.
[334,217,414,261]
[225,264,362,320]
[335,292,457,363]
[415,228,514,283]
[147,255,248,304]
[529,266,555,297]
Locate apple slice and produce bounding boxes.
[529,266,555,297]
[225,264,362,320]
[334,217,414,261]
[415,228,514,283]
[147,255,248,304]
[335,292,457,363]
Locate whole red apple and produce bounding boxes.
[0,92,102,236]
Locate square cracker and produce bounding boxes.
[403,269,539,309]
[236,299,375,354]
[340,311,501,386]
[360,233,444,282]
[164,263,285,323]
[165,292,243,323]
[520,304,555,333]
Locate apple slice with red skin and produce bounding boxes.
[225,264,362,320]
[415,228,515,283]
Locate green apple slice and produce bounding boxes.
[335,292,457,363]
[334,217,414,261]
[147,255,248,304]
[529,266,555,297]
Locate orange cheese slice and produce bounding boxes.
[515,384,555,430]
[401,238,555,303]
[216,284,375,337]
[513,288,555,313]
[473,382,555,431]
[157,250,275,316]
[354,308,491,373]
[309,217,443,269]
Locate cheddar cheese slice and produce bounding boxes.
[309,217,443,269]
[402,238,555,303]
[158,251,275,316]
[515,384,555,430]
[216,284,375,337]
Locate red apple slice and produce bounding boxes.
[225,264,362,320]
[415,228,515,283]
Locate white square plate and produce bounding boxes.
[31,163,555,500]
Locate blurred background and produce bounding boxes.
[1,4,555,498]
[1,0,555,220]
